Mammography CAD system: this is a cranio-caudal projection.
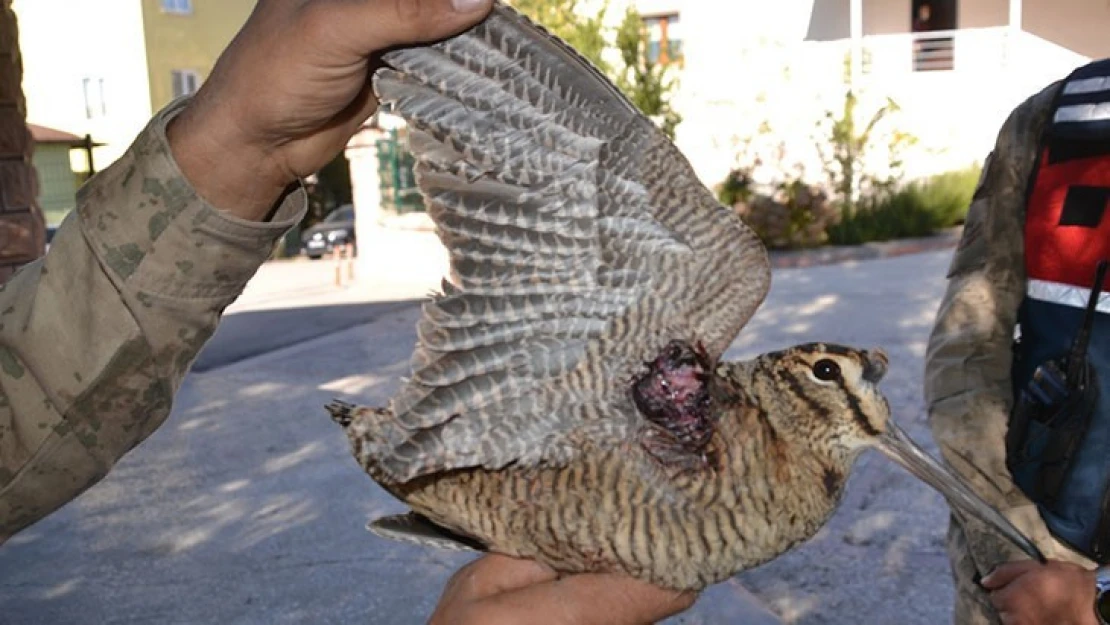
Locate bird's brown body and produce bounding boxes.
[336,347,876,591]
[328,1,1045,595]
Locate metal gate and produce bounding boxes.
[376,128,425,214]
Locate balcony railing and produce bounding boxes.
[802,27,1089,83]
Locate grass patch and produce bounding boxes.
[826,165,980,246]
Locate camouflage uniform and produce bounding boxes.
[0,98,305,544]
[925,81,1097,622]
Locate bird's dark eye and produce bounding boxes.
[813,359,841,381]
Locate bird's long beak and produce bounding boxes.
[874,420,1046,563]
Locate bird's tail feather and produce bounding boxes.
[368,512,487,553]
[326,399,411,487]
[326,399,358,427]
[326,399,404,448]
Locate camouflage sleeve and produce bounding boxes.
[923,81,1091,571]
[0,97,306,543]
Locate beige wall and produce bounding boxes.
[1025,0,1110,59]
[807,0,986,39]
[862,0,1013,34]
[806,0,1108,58]
[804,0,920,38]
[959,0,1008,29]
[141,0,256,112]
[861,0,910,35]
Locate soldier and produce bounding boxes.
[926,57,1110,624]
[0,1,693,623]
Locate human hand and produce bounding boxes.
[428,553,698,625]
[982,559,1099,625]
[167,0,493,220]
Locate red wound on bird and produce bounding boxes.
[632,340,716,457]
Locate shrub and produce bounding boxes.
[736,179,839,250]
[825,187,937,245]
[913,165,981,227]
[826,164,980,246]
[716,167,754,208]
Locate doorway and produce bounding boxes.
[911,0,956,71]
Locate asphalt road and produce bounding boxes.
[191,299,419,373]
[0,249,963,625]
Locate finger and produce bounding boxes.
[489,573,698,625]
[981,560,1042,589]
[454,554,560,599]
[987,582,1024,616]
[326,66,381,143]
[470,553,560,594]
[323,0,494,55]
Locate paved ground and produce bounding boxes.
[0,234,965,625]
[193,228,452,372]
[728,250,958,625]
[192,226,963,372]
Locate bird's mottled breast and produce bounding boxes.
[400,400,849,590]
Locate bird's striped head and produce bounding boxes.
[741,342,1046,563]
[748,342,892,458]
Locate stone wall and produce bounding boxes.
[0,0,42,283]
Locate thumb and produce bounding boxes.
[334,0,495,53]
[493,573,698,625]
[454,553,559,598]
[981,560,1042,590]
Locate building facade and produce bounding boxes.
[28,124,84,227]
[13,0,255,224]
[140,0,255,111]
[661,0,1104,189]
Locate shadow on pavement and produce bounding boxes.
[192,299,425,373]
[0,251,958,625]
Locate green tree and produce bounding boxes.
[509,1,682,140]
[817,88,913,211]
[612,6,682,139]
[508,0,610,73]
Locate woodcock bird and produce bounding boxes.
[327,2,1044,591]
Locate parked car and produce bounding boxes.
[301,205,356,259]
[45,224,58,252]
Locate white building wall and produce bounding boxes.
[346,0,1096,224]
[658,0,1092,191]
[14,0,153,171]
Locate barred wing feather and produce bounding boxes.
[370,3,770,482]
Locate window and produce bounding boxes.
[911,0,956,71]
[643,13,682,66]
[82,77,106,119]
[171,70,201,99]
[161,0,193,14]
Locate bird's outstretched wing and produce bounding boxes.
[369,2,770,482]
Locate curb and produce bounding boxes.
[368,219,964,271]
[767,227,963,269]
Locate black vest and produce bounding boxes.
[1008,58,1110,563]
